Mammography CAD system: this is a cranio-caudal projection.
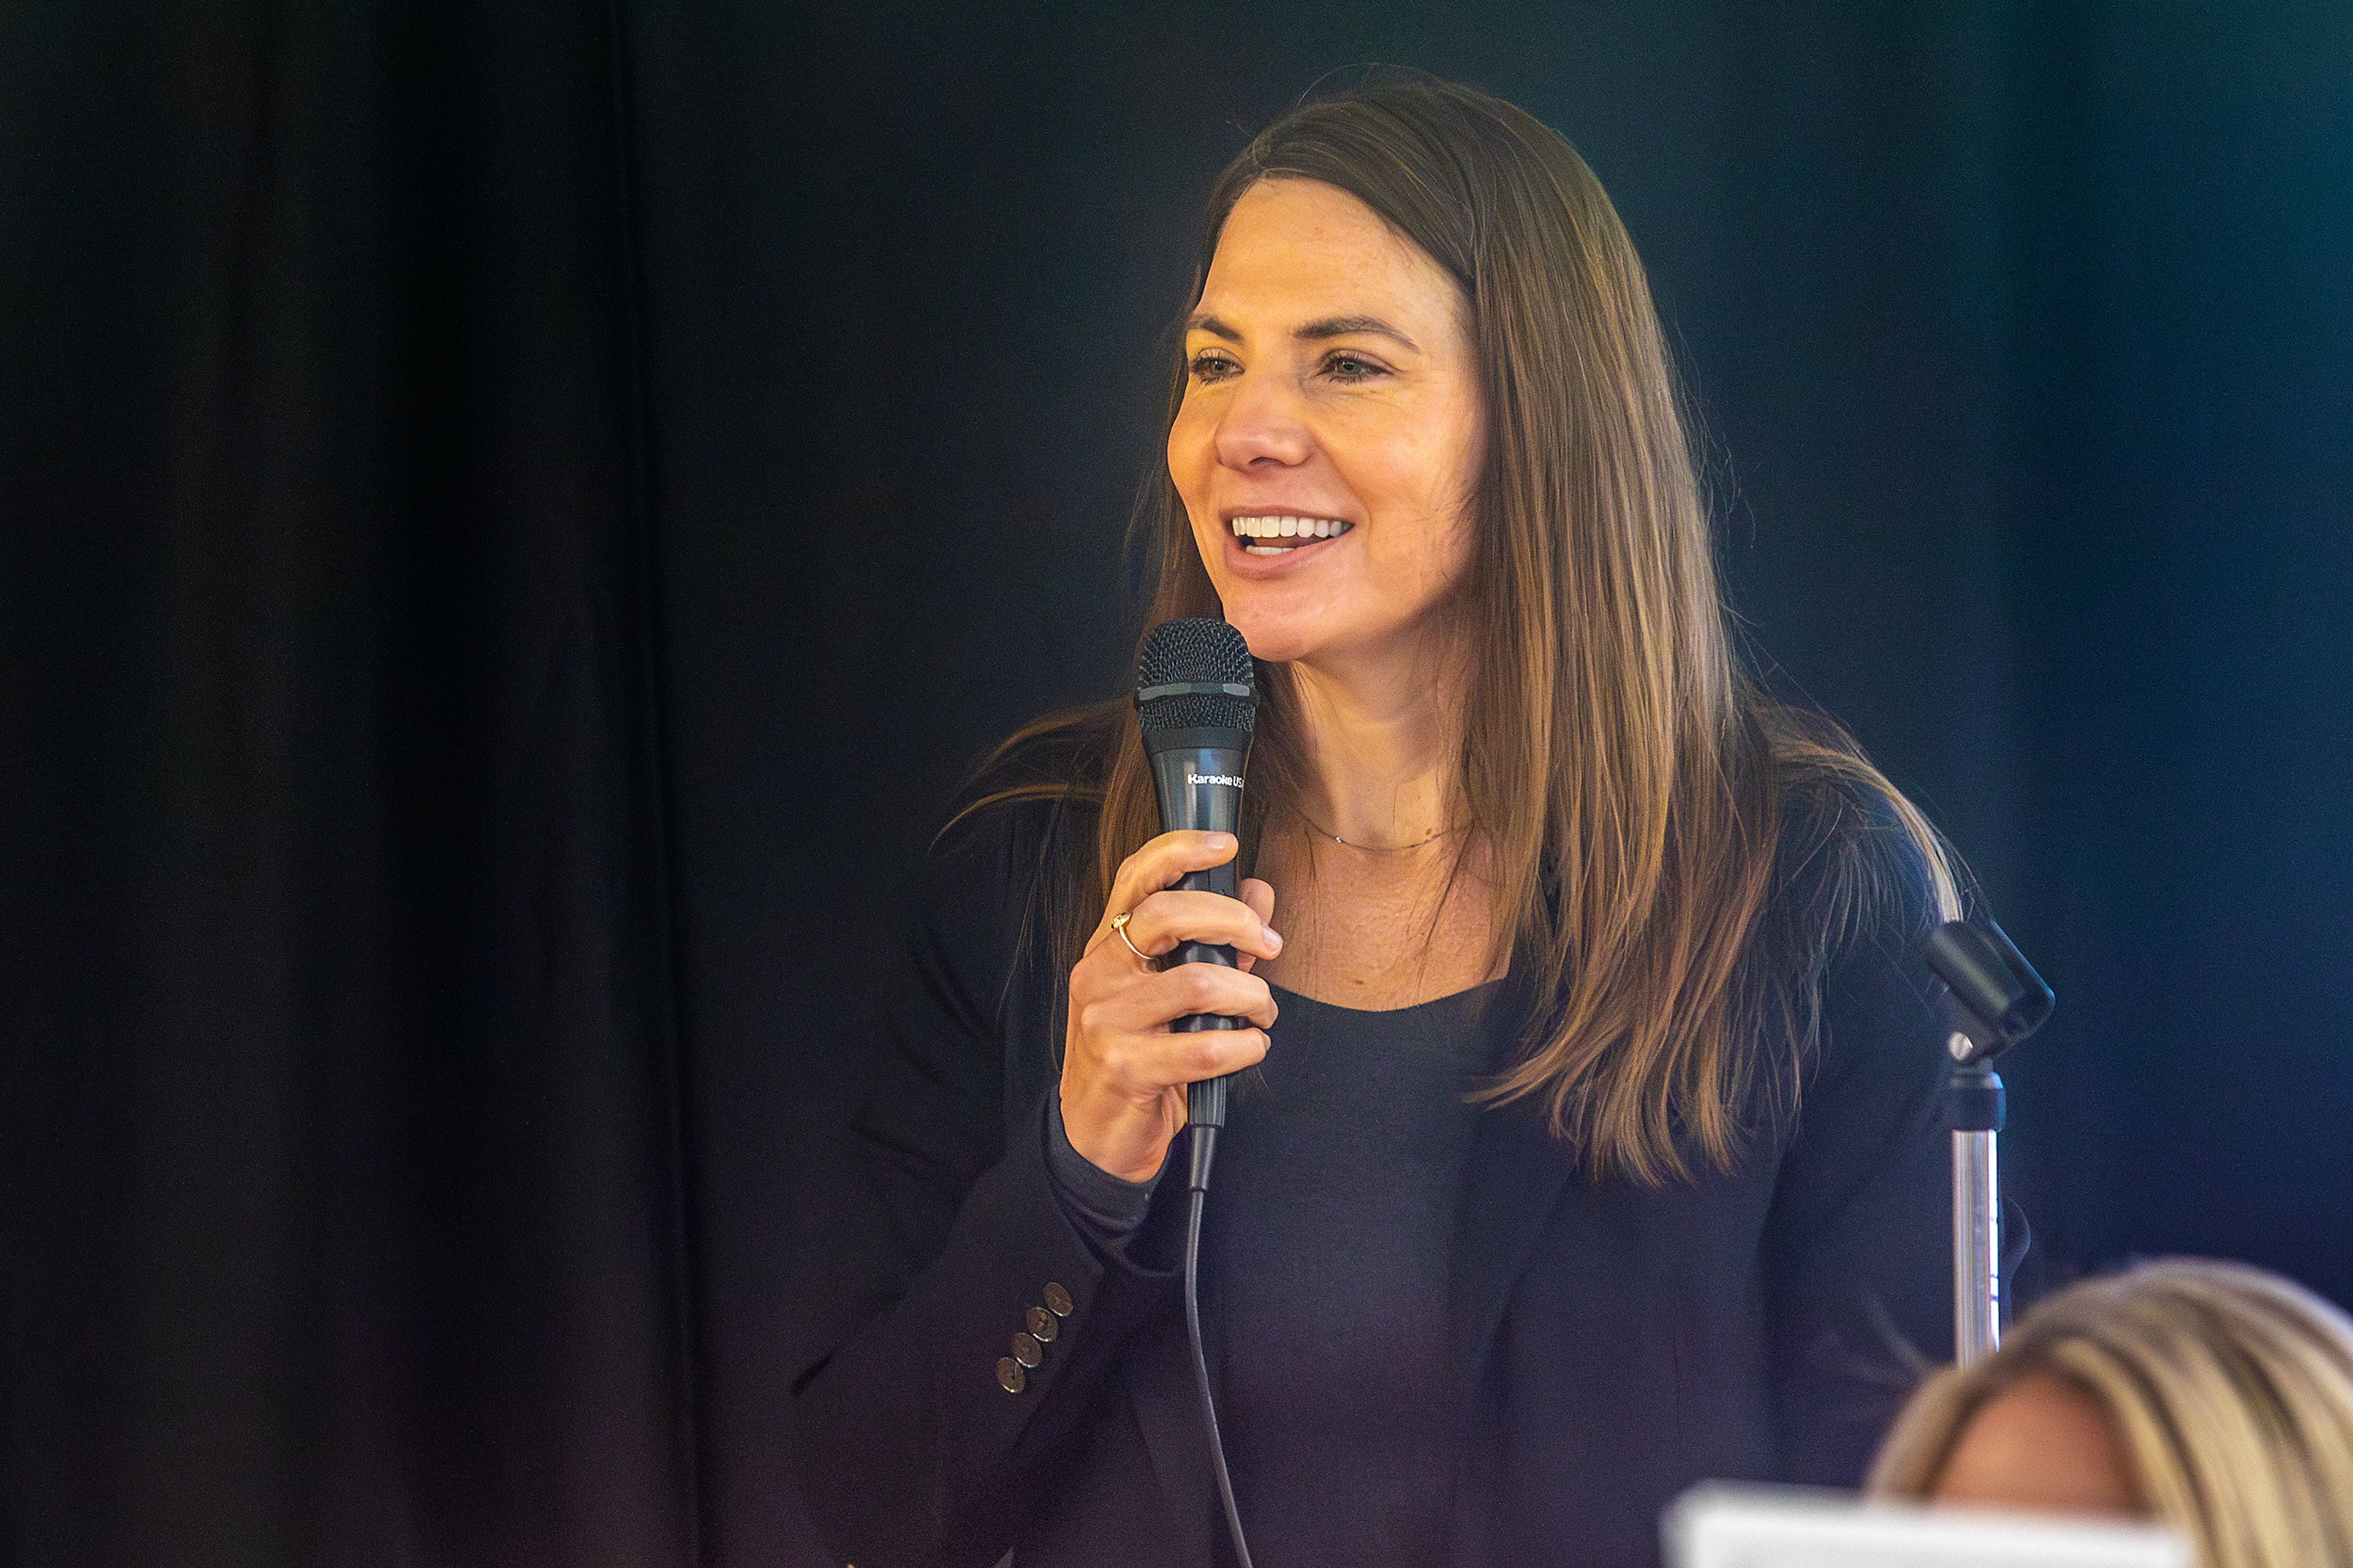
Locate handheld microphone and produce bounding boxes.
[1132,616,1258,1180]
[1134,616,1259,1568]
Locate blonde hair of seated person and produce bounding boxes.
[1869,1258,2353,1568]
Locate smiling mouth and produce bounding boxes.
[1229,515,1354,556]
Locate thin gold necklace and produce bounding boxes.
[1294,809,1467,852]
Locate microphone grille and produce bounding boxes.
[1135,618,1256,734]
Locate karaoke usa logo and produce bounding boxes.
[1187,771,1246,788]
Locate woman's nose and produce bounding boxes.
[1213,369,1314,471]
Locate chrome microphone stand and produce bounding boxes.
[1922,918,2053,1366]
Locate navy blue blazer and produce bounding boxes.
[792,743,1957,1568]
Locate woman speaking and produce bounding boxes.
[794,72,1963,1568]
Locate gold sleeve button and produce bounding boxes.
[1011,1331,1043,1368]
[996,1356,1027,1394]
[1026,1306,1059,1342]
[1042,1281,1074,1317]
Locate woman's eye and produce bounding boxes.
[1324,352,1385,381]
[1188,352,1238,381]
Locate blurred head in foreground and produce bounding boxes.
[1870,1258,2353,1567]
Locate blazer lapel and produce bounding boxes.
[1127,1300,1220,1566]
[1127,1129,1225,1567]
[1447,1071,1578,1418]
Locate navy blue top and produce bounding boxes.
[1047,977,1514,1566]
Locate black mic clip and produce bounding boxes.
[1922,916,2055,1068]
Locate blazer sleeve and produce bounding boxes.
[1759,798,1960,1486]
[790,793,1181,1568]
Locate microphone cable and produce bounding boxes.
[1183,1121,1254,1568]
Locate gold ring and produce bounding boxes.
[1109,909,1151,964]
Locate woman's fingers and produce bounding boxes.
[1081,957,1278,1036]
[1097,830,1241,937]
[1238,876,1275,926]
[1089,1023,1271,1097]
[1233,876,1277,974]
[1144,960,1278,1031]
[1164,1025,1270,1083]
[1118,888,1282,964]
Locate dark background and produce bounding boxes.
[6,2,2347,1564]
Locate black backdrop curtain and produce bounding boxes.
[6,4,2351,1567]
[2,6,695,1564]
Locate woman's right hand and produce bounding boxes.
[1059,830,1281,1183]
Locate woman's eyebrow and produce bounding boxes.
[1295,315,1421,352]
[1185,311,1422,354]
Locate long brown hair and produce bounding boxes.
[955,72,1961,1184]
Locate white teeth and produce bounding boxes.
[1227,515,1354,540]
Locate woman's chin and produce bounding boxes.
[1212,608,1333,668]
[1211,572,1414,669]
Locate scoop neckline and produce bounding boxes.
[1264,972,1510,1018]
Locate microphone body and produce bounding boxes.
[1142,725,1251,1147]
[1143,732,1249,1004]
